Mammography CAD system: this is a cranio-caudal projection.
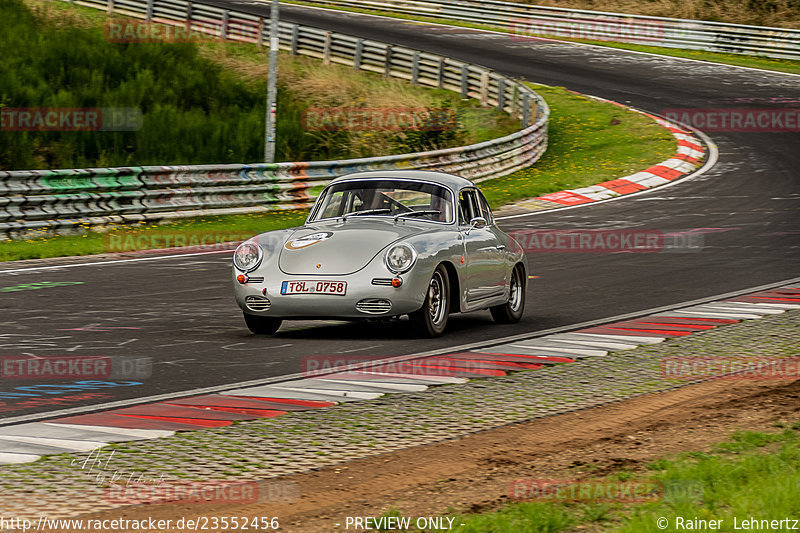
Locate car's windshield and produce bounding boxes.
[309,179,454,223]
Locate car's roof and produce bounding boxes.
[328,170,474,191]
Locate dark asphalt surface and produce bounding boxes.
[1,4,798,419]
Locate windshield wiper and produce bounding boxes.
[394,210,441,221]
[342,208,391,221]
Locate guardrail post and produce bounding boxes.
[257,17,264,47]
[479,71,489,107]
[384,45,393,78]
[107,0,114,14]
[145,0,153,22]
[522,93,532,127]
[497,78,506,111]
[290,24,299,55]
[221,10,229,40]
[322,32,332,65]
[185,2,192,32]
[353,39,364,70]
[411,51,420,85]
[460,65,469,98]
[436,57,445,88]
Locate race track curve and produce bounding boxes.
[1,3,798,420]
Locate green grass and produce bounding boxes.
[480,83,676,209]
[1,0,516,170]
[449,428,800,532]
[0,84,675,260]
[286,0,800,76]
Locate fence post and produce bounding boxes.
[436,57,445,88]
[107,0,114,15]
[479,71,490,107]
[221,10,229,40]
[257,17,264,47]
[522,93,532,127]
[497,78,506,111]
[290,24,299,54]
[322,32,332,65]
[411,51,420,85]
[460,65,469,98]
[185,1,192,32]
[384,45,393,78]
[354,39,364,70]
[145,0,153,22]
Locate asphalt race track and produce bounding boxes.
[1,3,798,419]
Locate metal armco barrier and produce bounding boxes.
[301,0,800,61]
[0,0,549,239]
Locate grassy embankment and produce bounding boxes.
[449,425,800,532]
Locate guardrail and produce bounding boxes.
[0,0,549,240]
[299,0,800,61]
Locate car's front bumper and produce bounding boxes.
[233,266,431,319]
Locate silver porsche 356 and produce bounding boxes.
[232,170,527,337]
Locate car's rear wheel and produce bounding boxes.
[490,264,526,324]
[410,264,450,337]
[243,313,282,335]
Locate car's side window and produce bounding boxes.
[459,189,485,226]
[476,190,494,225]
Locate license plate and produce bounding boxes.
[281,280,347,295]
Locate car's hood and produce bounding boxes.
[278,219,426,276]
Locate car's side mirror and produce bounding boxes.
[465,216,487,235]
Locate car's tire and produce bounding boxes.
[243,313,282,335]
[490,264,526,324]
[410,264,450,337]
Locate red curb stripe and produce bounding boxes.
[646,165,684,180]
[677,139,703,151]
[655,316,739,324]
[440,356,544,370]
[536,191,595,205]
[478,352,576,363]
[50,413,210,431]
[162,403,287,417]
[110,404,256,421]
[596,178,647,194]
[674,153,700,164]
[225,396,337,408]
[113,414,232,427]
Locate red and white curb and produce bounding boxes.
[0,283,797,464]
[508,101,706,212]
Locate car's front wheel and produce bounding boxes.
[490,264,526,324]
[410,264,450,337]
[243,313,282,335]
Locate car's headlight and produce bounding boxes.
[385,243,417,274]
[233,241,263,272]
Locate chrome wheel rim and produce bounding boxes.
[428,271,447,325]
[508,268,523,313]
